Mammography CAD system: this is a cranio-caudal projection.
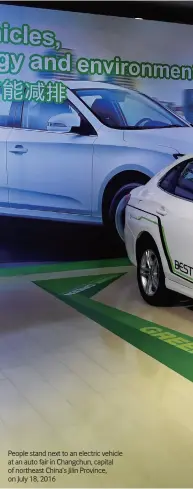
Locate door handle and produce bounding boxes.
[9,145,28,155]
[156,206,167,216]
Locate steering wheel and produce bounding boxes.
[135,117,153,127]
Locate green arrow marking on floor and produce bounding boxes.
[36,272,125,299]
[35,272,193,383]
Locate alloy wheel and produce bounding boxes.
[140,249,159,297]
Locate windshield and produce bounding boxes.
[74,88,187,129]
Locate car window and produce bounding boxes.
[159,165,183,193]
[0,93,12,127]
[74,88,187,129]
[79,95,101,108]
[119,97,171,127]
[176,161,193,200]
[22,100,78,131]
[180,163,193,181]
[159,159,193,201]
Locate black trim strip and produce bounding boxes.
[157,217,173,273]
[128,203,156,218]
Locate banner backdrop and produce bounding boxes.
[2,7,193,112]
[0,4,193,266]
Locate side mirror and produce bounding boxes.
[47,112,81,132]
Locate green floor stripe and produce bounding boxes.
[35,274,193,383]
[60,294,193,383]
[0,257,130,278]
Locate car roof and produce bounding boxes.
[65,80,129,91]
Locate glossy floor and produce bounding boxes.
[0,265,193,488]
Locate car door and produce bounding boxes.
[153,158,193,286]
[6,97,96,218]
[0,96,17,207]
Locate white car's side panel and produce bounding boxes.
[125,202,193,298]
[148,186,193,287]
[0,127,12,205]
[7,128,96,215]
[124,204,168,272]
[125,164,193,300]
[132,180,193,287]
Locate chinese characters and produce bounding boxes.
[1,79,67,103]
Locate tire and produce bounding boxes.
[109,183,142,241]
[137,237,173,307]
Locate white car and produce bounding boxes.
[1,80,193,239]
[124,154,193,306]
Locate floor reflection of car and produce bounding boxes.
[2,81,193,239]
[124,154,193,305]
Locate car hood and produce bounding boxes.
[123,126,193,154]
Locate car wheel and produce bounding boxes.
[109,183,142,240]
[137,238,173,306]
